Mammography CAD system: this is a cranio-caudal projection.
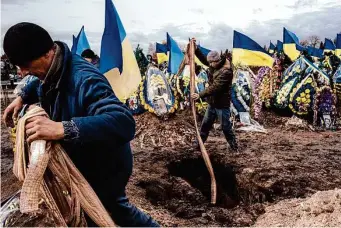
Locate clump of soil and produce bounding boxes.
[254,189,341,227]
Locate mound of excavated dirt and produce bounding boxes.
[254,189,341,227]
[134,110,197,150]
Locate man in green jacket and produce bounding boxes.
[191,39,238,152]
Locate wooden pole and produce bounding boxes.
[189,40,217,204]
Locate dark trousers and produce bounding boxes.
[200,105,237,149]
[78,145,159,227]
[85,172,159,227]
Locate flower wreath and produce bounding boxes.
[313,86,337,127]
[139,76,179,115]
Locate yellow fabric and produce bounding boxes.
[104,38,141,100]
[194,56,208,69]
[336,49,341,58]
[156,53,169,64]
[269,49,274,54]
[283,43,300,61]
[232,48,274,67]
[157,52,207,69]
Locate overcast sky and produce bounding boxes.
[1,0,341,54]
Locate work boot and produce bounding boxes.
[228,141,239,153]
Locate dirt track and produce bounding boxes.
[1,110,341,226]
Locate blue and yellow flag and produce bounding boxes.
[232,30,274,67]
[308,46,323,58]
[324,38,335,53]
[156,42,169,64]
[269,41,276,54]
[336,34,341,58]
[75,26,91,56]
[283,27,305,61]
[276,40,283,52]
[100,0,141,99]
[167,33,184,74]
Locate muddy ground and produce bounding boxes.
[1,107,341,226]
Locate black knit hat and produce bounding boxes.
[81,49,96,59]
[3,22,54,66]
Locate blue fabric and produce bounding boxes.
[336,34,341,49]
[100,0,125,74]
[324,38,336,51]
[269,41,276,51]
[283,27,299,44]
[71,35,77,54]
[21,42,159,227]
[156,42,168,53]
[233,30,268,54]
[198,45,211,57]
[75,26,91,56]
[277,40,283,51]
[200,105,237,149]
[167,32,184,74]
[308,46,323,58]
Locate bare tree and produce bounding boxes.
[307,35,320,48]
[300,40,309,47]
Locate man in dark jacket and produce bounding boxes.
[191,39,238,152]
[3,22,159,227]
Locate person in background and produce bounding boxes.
[190,38,238,152]
[3,22,159,227]
[81,48,100,69]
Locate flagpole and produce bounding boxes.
[189,39,217,205]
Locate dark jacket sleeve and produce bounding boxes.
[199,68,233,98]
[70,75,136,144]
[195,47,210,66]
[19,77,40,104]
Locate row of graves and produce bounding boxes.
[126,53,341,131]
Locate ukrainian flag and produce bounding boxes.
[283,27,305,61]
[277,40,283,52]
[308,46,323,58]
[336,34,341,58]
[74,26,91,56]
[100,0,141,100]
[167,33,184,74]
[232,30,274,68]
[324,38,335,54]
[269,41,275,54]
[156,42,169,64]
